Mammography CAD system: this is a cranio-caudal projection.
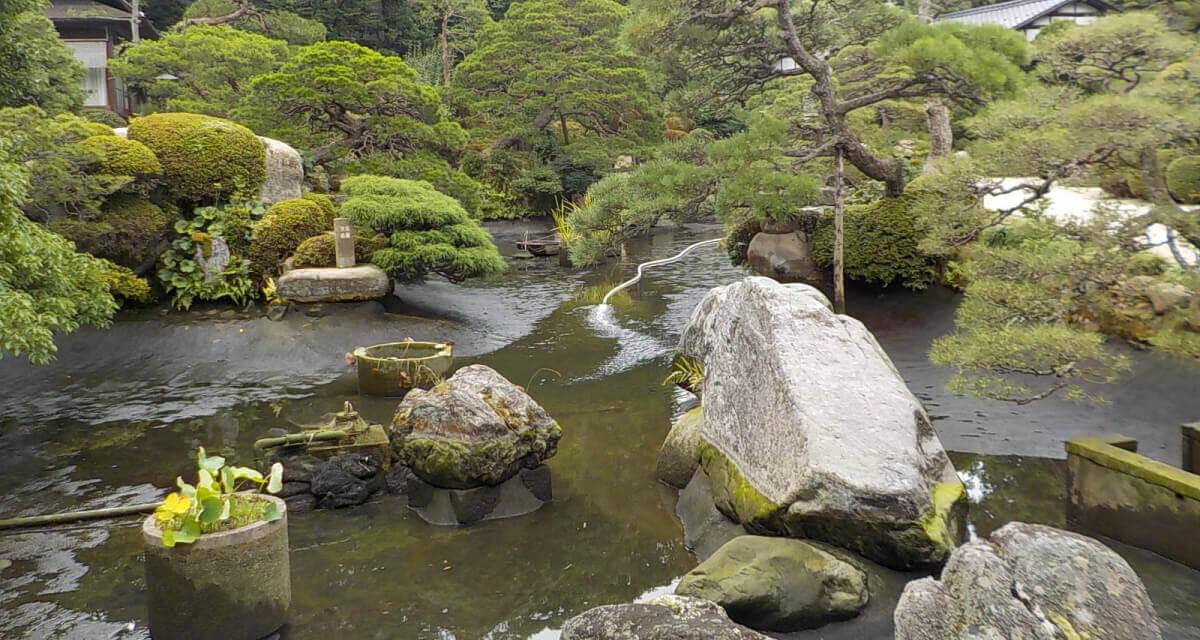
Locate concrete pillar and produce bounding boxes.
[1183,424,1200,473]
[334,218,355,268]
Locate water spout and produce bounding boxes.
[600,238,722,306]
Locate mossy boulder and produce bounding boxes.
[248,198,329,279]
[128,112,265,200]
[49,195,170,269]
[1166,155,1200,204]
[390,365,562,489]
[292,233,387,269]
[675,535,868,631]
[679,278,967,570]
[656,406,704,488]
[77,134,162,179]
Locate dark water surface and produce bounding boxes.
[1,222,1198,639]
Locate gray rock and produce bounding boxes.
[895,522,1163,640]
[746,232,823,284]
[1148,281,1191,314]
[391,364,562,489]
[561,595,769,640]
[257,136,304,206]
[678,277,966,569]
[676,535,868,631]
[310,453,385,509]
[195,236,230,284]
[656,407,703,488]
[276,265,391,303]
[676,470,746,561]
[519,464,553,502]
[448,485,501,525]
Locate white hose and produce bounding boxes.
[601,238,722,305]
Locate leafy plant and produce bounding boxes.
[664,355,705,394]
[158,202,259,310]
[154,447,283,547]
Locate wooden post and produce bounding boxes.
[130,0,140,43]
[334,218,355,268]
[833,144,845,315]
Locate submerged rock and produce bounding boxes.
[391,364,562,489]
[656,407,703,489]
[895,522,1163,640]
[276,264,391,303]
[678,277,966,569]
[676,535,867,632]
[561,595,769,640]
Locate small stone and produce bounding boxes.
[305,304,324,317]
[266,305,287,322]
[1147,282,1191,314]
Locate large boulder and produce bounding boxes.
[678,277,966,569]
[656,407,703,488]
[276,264,391,303]
[675,535,868,631]
[561,595,769,640]
[390,364,562,489]
[895,522,1163,640]
[257,136,304,206]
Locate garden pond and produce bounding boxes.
[1,222,1199,639]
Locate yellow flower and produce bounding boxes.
[162,492,190,515]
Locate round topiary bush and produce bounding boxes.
[248,198,329,278]
[76,135,162,178]
[810,195,937,289]
[82,122,116,137]
[49,195,170,269]
[128,113,266,200]
[291,233,388,268]
[1166,156,1200,204]
[300,192,336,226]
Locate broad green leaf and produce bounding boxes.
[198,468,215,491]
[219,498,231,521]
[267,462,283,494]
[174,219,189,233]
[221,466,236,494]
[199,497,223,524]
[230,466,263,483]
[173,520,200,545]
[176,477,196,498]
[262,503,282,522]
[162,529,177,547]
[197,447,224,473]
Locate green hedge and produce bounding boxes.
[128,112,265,200]
[248,198,328,278]
[810,195,937,289]
[292,233,387,268]
[49,195,169,269]
[76,135,162,178]
[1166,156,1200,204]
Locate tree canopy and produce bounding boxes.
[0,0,84,114]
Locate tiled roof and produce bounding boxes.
[46,0,132,22]
[934,0,1114,29]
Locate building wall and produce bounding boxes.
[1020,2,1104,40]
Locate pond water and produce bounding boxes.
[1,222,1198,639]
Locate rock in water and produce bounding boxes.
[746,231,823,284]
[678,277,966,569]
[275,265,391,303]
[257,136,304,206]
[656,407,704,488]
[561,595,769,640]
[675,535,868,631]
[391,364,562,489]
[895,522,1163,640]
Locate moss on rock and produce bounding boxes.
[1166,155,1200,204]
[300,192,336,226]
[49,195,170,269]
[128,112,265,200]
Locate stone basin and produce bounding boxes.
[353,341,453,396]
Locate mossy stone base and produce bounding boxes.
[401,424,561,489]
[699,441,966,570]
[142,495,290,640]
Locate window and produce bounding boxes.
[65,41,109,108]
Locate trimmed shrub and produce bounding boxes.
[1166,156,1200,204]
[810,195,938,289]
[291,233,387,268]
[82,122,116,137]
[341,176,505,282]
[102,262,153,303]
[248,198,328,278]
[300,192,336,226]
[76,135,162,178]
[82,108,127,128]
[49,195,170,269]
[128,112,265,200]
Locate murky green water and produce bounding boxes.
[1,222,1198,639]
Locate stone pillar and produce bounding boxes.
[334,218,355,268]
[1184,424,1200,473]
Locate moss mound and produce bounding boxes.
[300,192,336,226]
[49,195,170,269]
[1166,156,1200,204]
[128,112,265,200]
[76,135,162,178]
[248,198,329,278]
[810,195,937,289]
[292,233,387,268]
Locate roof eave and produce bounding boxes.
[1013,0,1122,30]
